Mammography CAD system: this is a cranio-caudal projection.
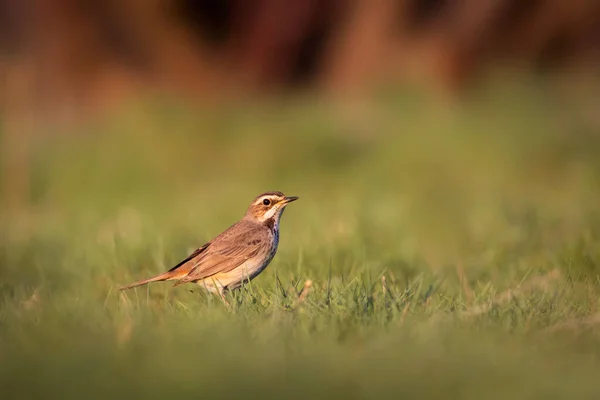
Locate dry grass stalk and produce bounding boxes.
[119,291,132,310]
[456,262,474,306]
[399,303,411,325]
[294,280,313,308]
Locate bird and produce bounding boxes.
[119,191,298,304]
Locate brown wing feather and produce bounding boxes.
[175,222,270,285]
[167,242,210,273]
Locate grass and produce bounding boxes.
[2,81,600,399]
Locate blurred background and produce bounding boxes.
[1,0,599,115]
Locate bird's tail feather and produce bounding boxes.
[119,271,182,290]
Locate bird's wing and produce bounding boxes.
[175,222,270,285]
[176,226,268,284]
[167,242,211,273]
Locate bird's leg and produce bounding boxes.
[218,289,231,308]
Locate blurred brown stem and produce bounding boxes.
[1,60,34,212]
[320,0,400,96]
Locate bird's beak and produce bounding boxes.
[282,196,299,204]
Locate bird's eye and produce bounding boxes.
[262,198,271,206]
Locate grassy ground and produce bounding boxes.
[2,81,600,399]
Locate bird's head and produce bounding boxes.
[244,191,299,226]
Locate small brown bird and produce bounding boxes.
[119,191,298,303]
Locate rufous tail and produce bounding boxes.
[119,271,180,290]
